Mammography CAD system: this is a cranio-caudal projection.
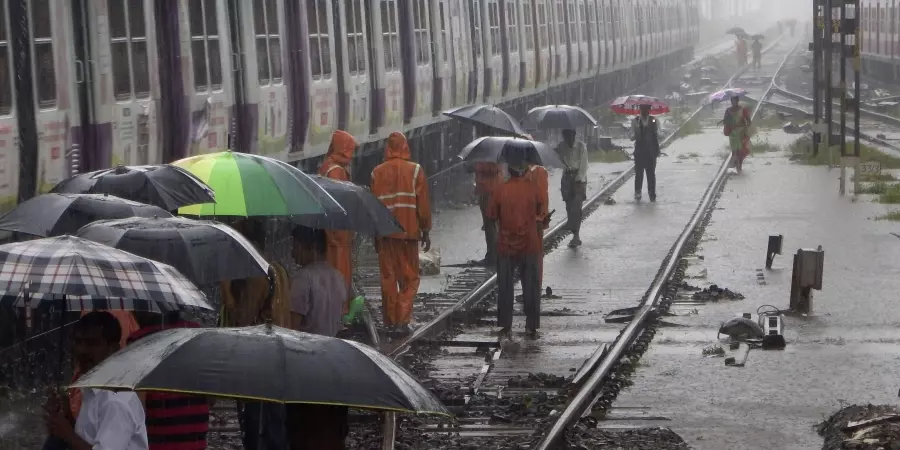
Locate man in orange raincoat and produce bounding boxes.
[371,132,432,335]
[524,157,552,287]
[488,153,545,339]
[318,130,358,310]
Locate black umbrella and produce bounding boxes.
[0,193,172,237]
[443,104,529,138]
[72,324,450,416]
[292,176,403,236]
[523,105,598,130]
[751,34,765,40]
[459,136,566,168]
[726,27,747,35]
[76,216,270,286]
[51,165,216,210]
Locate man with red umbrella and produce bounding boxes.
[630,104,661,203]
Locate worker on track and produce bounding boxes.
[525,157,551,287]
[630,104,661,202]
[371,132,432,336]
[470,125,505,266]
[317,130,358,313]
[488,152,546,339]
[724,95,753,174]
[751,38,762,69]
[555,129,588,248]
[736,37,748,66]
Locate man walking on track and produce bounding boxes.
[488,153,546,339]
[751,38,762,69]
[631,103,661,202]
[318,130,358,312]
[723,95,753,174]
[555,129,588,248]
[371,132,432,336]
[525,156,552,287]
[472,159,502,266]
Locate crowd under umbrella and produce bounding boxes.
[172,150,346,218]
[707,87,747,105]
[50,165,216,211]
[0,235,212,381]
[0,193,172,238]
[523,104,598,130]
[610,95,671,115]
[459,136,566,168]
[75,216,271,286]
[443,104,529,137]
[293,176,403,236]
[72,324,450,428]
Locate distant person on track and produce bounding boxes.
[724,95,753,174]
[470,126,503,266]
[317,130,358,314]
[751,38,762,68]
[630,104,661,203]
[487,152,546,339]
[555,129,588,248]
[371,132,432,336]
[736,37,748,66]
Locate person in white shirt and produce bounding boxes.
[43,311,149,450]
[555,129,589,248]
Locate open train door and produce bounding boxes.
[70,0,95,173]
[224,0,248,152]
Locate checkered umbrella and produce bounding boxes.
[0,235,212,312]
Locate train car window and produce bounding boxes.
[380,0,400,71]
[188,0,223,91]
[346,0,366,74]
[0,1,9,116]
[487,2,500,56]
[506,2,518,53]
[523,2,534,51]
[580,2,588,43]
[29,0,55,108]
[555,3,565,46]
[469,0,483,58]
[536,1,548,49]
[253,0,283,84]
[108,0,150,100]
[412,0,430,65]
[307,0,331,79]
[439,1,449,63]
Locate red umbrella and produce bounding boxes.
[610,95,671,115]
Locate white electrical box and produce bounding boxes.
[760,314,783,337]
[797,248,824,290]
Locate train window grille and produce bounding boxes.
[380,0,401,72]
[253,0,282,85]
[188,0,223,91]
[108,0,151,100]
[307,0,331,79]
[346,0,367,75]
[0,1,11,116]
[412,0,430,65]
[439,1,449,63]
[29,0,55,109]
[488,1,500,56]
[506,1,518,53]
[470,0,482,59]
[523,2,535,51]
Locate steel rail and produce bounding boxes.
[772,84,900,129]
[533,37,800,450]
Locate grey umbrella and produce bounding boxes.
[0,193,172,237]
[523,105,598,130]
[76,216,270,286]
[292,176,403,236]
[443,104,529,137]
[459,136,566,168]
[51,165,216,210]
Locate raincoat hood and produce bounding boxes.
[327,130,357,166]
[385,132,411,161]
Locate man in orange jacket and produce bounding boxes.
[524,160,551,286]
[371,132,432,335]
[472,162,502,265]
[318,130,358,311]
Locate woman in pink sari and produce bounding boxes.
[723,96,752,173]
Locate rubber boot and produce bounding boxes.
[342,296,366,326]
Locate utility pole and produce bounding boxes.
[846,0,862,196]
[812,0,823,158]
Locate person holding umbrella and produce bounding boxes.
[555,129,588,248]
[317,130,358,312]
[525,154,551,290]
[751,36,763,68]
[723,95,753,174]
[470,125,503,266]
[630,104,661,202]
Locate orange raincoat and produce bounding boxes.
[525,164,549,282]
[371,132,432,326]
[318,130,357,308]
[474,162,503,196]
[486,176,544,257]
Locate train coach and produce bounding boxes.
[0,0,699,212]
[858,0,900,83]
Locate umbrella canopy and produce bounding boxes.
[726,27,746,35]
[292,176,403,236]
[0,235,211,312]
[172,151,345,217]
[72,324,450,416]
[50,165,216,210]
[610,95,671,115]
[707,88,747,105]
[76,217,270,286]
[443,104,528,137]
[0,193,172,237]
[751,34,765,40]
[459,136,565,168]
[522,105,598,129]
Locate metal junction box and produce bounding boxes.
[797,248,825,290]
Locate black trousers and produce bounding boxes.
[478,192,497,264]
[634,156,657,198]
[561,173,587,237]
[239,401,288,450]
[497,254,541,330]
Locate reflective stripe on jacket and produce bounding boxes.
[371,132,432,240]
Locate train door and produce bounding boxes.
[409,0,435,125]
[574,0,587,77]
[535,0,551,88]
[552,0,568,82]
[181,0,235,157]
[500,0,521,99]
[375,0,404,135]
[586,0,598,74]
[485,0,501,103]
[444,0,470,108]
[466,0,484,104]
[612,0,622,69]
[305,0,338,155]
[335,0,371,138]
[520,0,537,93]
[432,0,453,114]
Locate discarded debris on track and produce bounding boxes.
[818,404,900,450]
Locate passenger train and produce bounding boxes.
[0,0,700,212]
[859,0,900,80]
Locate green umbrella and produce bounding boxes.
[172,151,345,217]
